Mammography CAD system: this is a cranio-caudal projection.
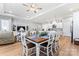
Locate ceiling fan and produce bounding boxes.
[22,3,42,13]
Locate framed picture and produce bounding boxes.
[17,26,25,31]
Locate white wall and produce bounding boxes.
[0,16,12,31]
[73,11,79,39]
[13,19,42,31]
[62,17,72,36]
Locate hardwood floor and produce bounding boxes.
[59,36,79,56]
[0,42,22,56]
[0,36,79,56]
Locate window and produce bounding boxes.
[1,20,10,31]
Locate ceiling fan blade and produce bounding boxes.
[37,8,42,10]
[22,4,28,7]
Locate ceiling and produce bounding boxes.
[1,3,79,24]
[3,3,61,19]
[31,3,79,24]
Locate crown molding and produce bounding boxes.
[30,3,67,20]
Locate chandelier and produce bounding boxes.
[22,3,42,13]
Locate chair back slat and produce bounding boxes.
[20,32,28,49]
[47,31,56,47]
[55,32,60,41]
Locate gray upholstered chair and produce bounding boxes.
[0,31,16,45]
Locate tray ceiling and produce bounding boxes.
[1,3,79,24]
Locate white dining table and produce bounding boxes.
[26,36,48,56]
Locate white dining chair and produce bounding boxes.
[54,33,60,53]
[20,33,36,56]
[40,31,56,56]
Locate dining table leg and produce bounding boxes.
[36,43,40,56]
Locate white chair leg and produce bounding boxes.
[25,50,28,56]
[22,46,27,56]
[47,48,49,56]
[51,46,53,56]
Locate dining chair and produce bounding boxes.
[20,32,36,56]
[53,33,60,55]
[40,31,56,56]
